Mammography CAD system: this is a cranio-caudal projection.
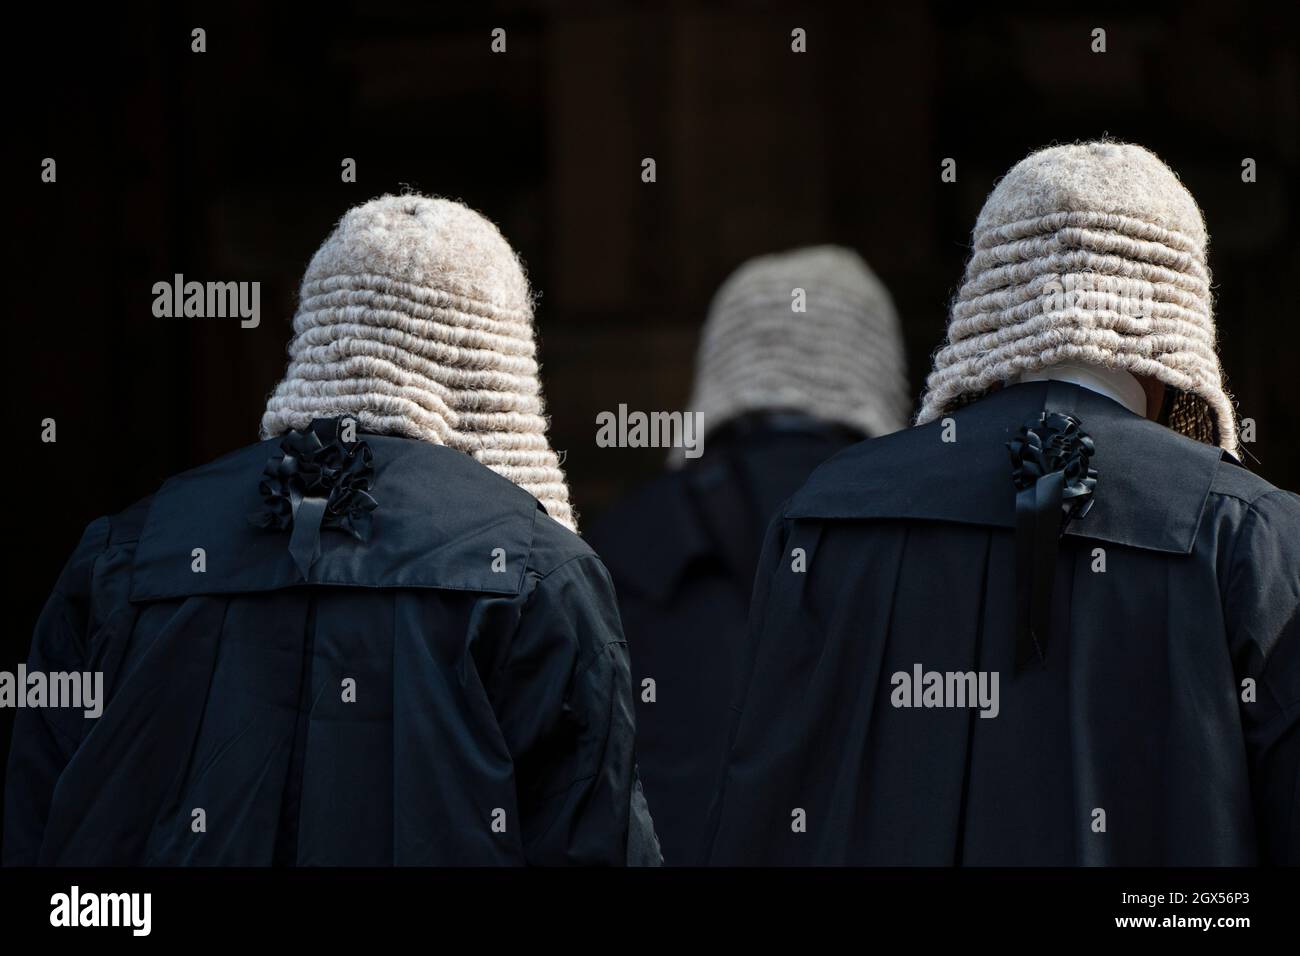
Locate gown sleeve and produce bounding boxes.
[1226,489,1300,865]
[491,553,661,865]
[3,518,110,865]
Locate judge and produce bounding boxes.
[5,195,660,866]
[591,246,910,864]
[706,143,1299,866]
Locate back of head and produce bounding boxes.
[916,141,1236,455]
[685,245,911,446]
[261,194,576,531]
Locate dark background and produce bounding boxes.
[5,0,1298,818]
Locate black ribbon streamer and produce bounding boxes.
[248,417,378,578]
[1007,412,1098,670]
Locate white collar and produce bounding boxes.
[1012,363,1147,417]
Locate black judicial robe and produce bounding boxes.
[706,382,1300,866]
[4,425,660,866]
[590,421,858,865]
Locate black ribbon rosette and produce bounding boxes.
[1007,411,1098,670]
[248,417,378,578]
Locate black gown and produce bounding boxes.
[706,381,1299,865]
[590,419,859,865]
[4,422,660,866]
